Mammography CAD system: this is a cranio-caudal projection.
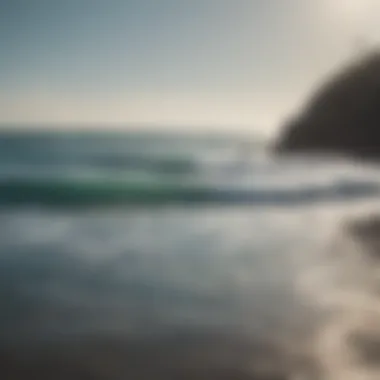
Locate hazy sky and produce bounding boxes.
[1,0,380,134]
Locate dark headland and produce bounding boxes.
[275,50,380,159]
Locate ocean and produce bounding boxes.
[1,130,380,378]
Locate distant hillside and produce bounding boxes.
[275,51,380,159]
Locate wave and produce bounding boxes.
[0,177,379,207]
[0,152,199,177]
[87,154,197,174]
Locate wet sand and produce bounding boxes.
[0,332,294,380]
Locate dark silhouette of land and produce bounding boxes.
[275,50,380,159]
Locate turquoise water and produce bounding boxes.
[0,131,379,206]
[1,130,380,349]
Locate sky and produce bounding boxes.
[1,0,380,135]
